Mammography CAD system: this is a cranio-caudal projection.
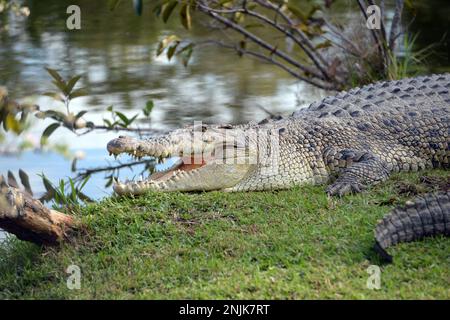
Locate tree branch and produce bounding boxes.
[388,0,404,51]
[253,0,330,68]
[243,7,332,82]
[357,0,388,70]
[0,185,77,245]
[76,159,152,179]
[197,1,328,83]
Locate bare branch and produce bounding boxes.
[76,124,163,137]
[367,0,388,44]
[0,186,77,245]
[389,0,404,51]
[356,0,388,69]
[204,4,332,81]
[76,159,152,178]
[243,7,332,82]
[322,19,363,57]
[196,1,326,81]
[253,0,330,68]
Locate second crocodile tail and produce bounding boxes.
[374,191,450,263]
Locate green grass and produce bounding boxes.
[0,170,449,299]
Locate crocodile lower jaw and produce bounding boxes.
[113,155,211,195]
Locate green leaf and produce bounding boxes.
[143,100,154,117]
[5,114,22,133]
[167,42,179,61]
[45,67,64,83]
[69,178,76,201]
[52,80,67,95]
[71,158,77,172]
[105,176,114,188]
[75,110,88,120]
[19,169,33,196]
[46,68,68,94]
[162,0,178,23]
[69,88,88,100]
[115,111,130,126]
[178,43,194,67]
[66,75,82,95]
[46,110,66,121]
[156,35,180,56]
[103,118,113,127]
[180,4,192,30]
[128,114,139,124]
[41,123,60,146]
[79,175,90,191]
[41,174,55,194]
[36,110,66,121]
[42,91,63,101]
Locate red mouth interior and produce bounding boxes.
[149,155,208,181]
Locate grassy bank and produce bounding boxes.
[0,170,449,299]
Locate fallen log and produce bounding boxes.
[0,185,77,246]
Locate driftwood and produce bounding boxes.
[0,184,76,246]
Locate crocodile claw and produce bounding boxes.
[326,181,364,197]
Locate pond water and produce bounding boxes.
[0,1,449,240]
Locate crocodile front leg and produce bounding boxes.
[325,149,390,196]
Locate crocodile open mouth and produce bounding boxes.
[111,148,213,184]
[145,155,209,182]
[107,135,252,194]
[107,136,218,193]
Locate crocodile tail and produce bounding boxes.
[374,191,450,263]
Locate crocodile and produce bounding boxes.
[374,191,450,262]
[107,74,450,261]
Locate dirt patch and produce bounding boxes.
[396,175,450,197]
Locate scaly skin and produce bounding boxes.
[107,74,450,261]
[108,74,450,195]
[374,191,450,263]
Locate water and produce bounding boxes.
[0,0,329,200]
[0,1,449,240]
